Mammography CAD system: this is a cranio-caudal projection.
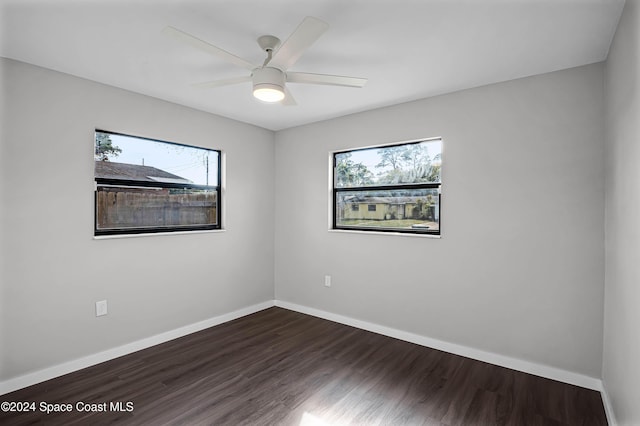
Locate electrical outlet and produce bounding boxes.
[96,300,108,317]
[324,275,332,287]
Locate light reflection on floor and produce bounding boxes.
[300,411,332,426]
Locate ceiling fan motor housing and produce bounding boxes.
[253,67,285,87]
[252,67,286,101]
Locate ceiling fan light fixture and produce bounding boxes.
[253,83,285,102]
[252,67,286,103]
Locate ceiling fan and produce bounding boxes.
[163,16,367,105]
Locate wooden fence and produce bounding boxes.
[96,189,217,229]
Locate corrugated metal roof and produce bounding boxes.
[94,161,191,183]
[346,196,430,204]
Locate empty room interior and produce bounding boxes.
[0,0,638,425]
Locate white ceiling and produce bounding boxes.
[0,0,625,131]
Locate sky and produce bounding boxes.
[337,139,442,176]
[98,132,218,186]
[99,133,440,187]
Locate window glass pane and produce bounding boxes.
[335,139,441,188]
[95,131,219,186]
[336,188,439,232]
[96,186,217,231]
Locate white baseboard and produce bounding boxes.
[1,299,606,404]
[0,300,275,396]
[600,383,618,426]
[275,300,604,392]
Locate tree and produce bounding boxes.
[375,144,439,184]
[425,153,441,182]
[95,133,122,161]
[376,145,406,171]
[335,153,374,187]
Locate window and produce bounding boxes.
[94,130,221,236]
[333,138,442,235]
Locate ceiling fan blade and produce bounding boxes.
[163,26,255,71]
[287,72,367,88]
[191,75,252,89]
[282,87,297,106]
[268,17,329,70]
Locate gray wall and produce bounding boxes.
[275,64,605,378]
[604,0,640,424]
[0,58,275,381]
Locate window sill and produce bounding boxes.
[93,229,226,240]
[328,229,441,239]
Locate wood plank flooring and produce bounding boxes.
[0,307,607,425]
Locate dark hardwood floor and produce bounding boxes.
[1,307,607,425]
